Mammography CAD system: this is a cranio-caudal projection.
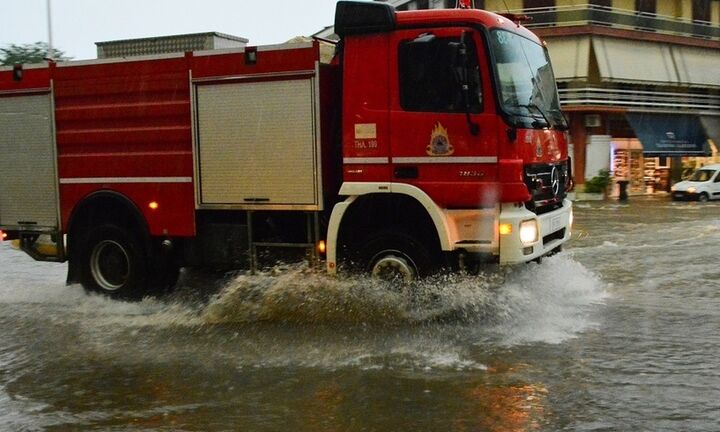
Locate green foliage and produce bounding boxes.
[0,42,71,66]
[584,169,612,194]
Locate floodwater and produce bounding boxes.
[1,197,719,431]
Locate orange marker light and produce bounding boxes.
[0,230,6,241]
[317,240,327,255]
[149,201,159,210]
[499,223,513,236]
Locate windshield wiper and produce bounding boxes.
[515,103,550,129]
[547,108,570,131]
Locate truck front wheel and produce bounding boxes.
[361,232,434,283]
[77,224,148,300]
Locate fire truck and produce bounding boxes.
[0,1,573,299]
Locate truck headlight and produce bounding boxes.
[519,220,539,244]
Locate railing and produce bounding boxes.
[558,86,720,112]
[511,4,719,41]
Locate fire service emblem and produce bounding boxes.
[427,122,454,156]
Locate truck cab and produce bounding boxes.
[326,2,573,277]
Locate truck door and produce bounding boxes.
[389,28,499,209]
[0,92,59,231]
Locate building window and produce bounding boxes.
[398,36,482,113]
[589,0,612,8]
[692,0,711,22]
[635,0,656,15]
[523,0,556,9]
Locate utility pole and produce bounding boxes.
[47,0,54,60]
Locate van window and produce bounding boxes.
[690,169,715,182]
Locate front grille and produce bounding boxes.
[525,162,570,215]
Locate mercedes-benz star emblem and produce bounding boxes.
[550,166,561,197]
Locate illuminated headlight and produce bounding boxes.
[687,187,696,194]
[519,220,539,244]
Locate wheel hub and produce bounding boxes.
[371,253,416,283]
[90,240,130,292]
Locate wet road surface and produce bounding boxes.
[1,197,719,431]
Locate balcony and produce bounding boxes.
[511,4,719,41]
[558,86,720,112]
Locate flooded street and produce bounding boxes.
[1,197,719,431]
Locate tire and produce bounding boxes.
[698,193,709,202]
[360,231,435,283]
[77,224,148,300]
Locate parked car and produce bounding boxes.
[671,164,720,202]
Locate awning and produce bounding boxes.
[673,46,720,87]
[593,37,678,85]
[545,36,590,81]
[626,113,710,156]
[700,116,720,145]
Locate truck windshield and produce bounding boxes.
[490,29,566,130]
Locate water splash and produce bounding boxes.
[200,265,506,326]
[486,253,608,345]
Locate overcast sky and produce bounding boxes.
[0,0,341,60]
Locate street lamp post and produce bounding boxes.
[47,0,53,60]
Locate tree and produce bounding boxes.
[0,42,71,66]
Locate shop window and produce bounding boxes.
[692,0,711,23]
[398,36,482,113]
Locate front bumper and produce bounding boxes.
[499,199,573,264]
[671,191,700,201]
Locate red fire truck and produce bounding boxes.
[0,1,573,299]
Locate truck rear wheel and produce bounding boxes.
[361,232,434,283]
[77,224,148,300]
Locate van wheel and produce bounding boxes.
[361,232,434,283]
[78,224,148,300]
[698,193,709,202]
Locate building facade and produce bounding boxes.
[380,0,720,194]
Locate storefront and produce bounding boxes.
[579,113,719,197]
[614,113,717,195]
[543,31,720,195]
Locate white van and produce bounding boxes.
[671,164,720,202]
